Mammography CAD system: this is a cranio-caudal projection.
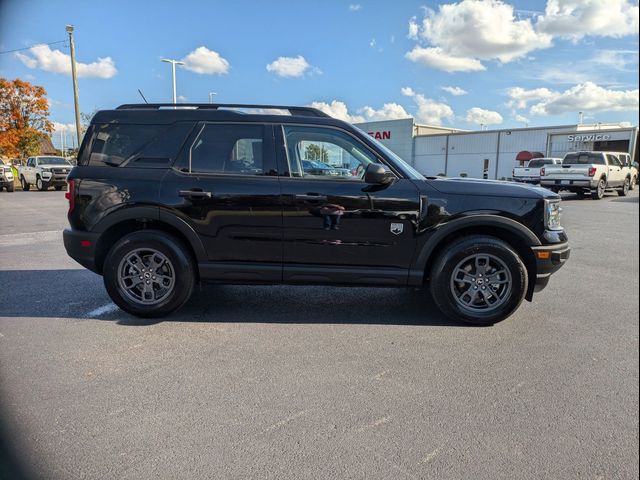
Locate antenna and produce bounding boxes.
[138,89,149,104]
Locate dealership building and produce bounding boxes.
[354,118,639,180]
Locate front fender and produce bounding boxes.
[409,214,541,285]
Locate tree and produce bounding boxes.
[304,143,329,162]
[0,78,53,159]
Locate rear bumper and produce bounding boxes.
[540,179,596,189]
[63,228,101,273]
[513,178,539,184]
[531,242,570,292]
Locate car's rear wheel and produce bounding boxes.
[429,236,528,325]
[20,176,30,191]
[617,178,630,197]
[591,178,606,200]
[103,230,196,318]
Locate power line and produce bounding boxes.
[0,40,67,56]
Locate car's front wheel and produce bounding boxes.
[103,230,196,318]
[429,236,528,325]
[36,176,47,191]
[20,176,30,191]
[630,175,637,191]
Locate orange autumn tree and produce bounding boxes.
[0,78,53,159]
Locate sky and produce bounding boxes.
[0,0,639,149]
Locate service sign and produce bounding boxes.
[567,134,612,142]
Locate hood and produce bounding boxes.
[425,176,559,199]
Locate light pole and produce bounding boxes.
[60,125,65,158]
[208,92,217,104]
[66,25,82,146]
[161,58,184,104]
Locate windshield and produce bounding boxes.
[563,153,605,165]
[354,126,425,180]
[38,157,69,165]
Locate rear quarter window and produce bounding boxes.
[83,123,194,167]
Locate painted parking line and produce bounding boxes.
[85,303,119,318]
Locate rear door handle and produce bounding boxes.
[179,189,212,199]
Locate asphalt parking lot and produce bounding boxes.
[0,188,638,480]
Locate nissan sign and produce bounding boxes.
[368,131,391,140]
[568,134,611,142]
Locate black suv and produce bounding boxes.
[63,104,569,325]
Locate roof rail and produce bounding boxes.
[115,103,330,118]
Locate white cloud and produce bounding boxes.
[514,114,530,124]
[465,107,504,125]
[537,0,639,41]
[591,49,639,71]
[308,101,365,123]
[177,95,188,102]
[52,122,76,134]
[15,44,117,79]
[349,4,362,11]
[405,47,486,72]
[505,86,558,110]
[441,85,468,96]
[405,0,552,72]
[401,87,415,97]
[529,82,640,116]
[369,38,376,48]
[400,87,455,125]
[181,46,229,75]
[266,55,316,78]
[360,103,411,121]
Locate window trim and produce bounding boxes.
[183,121,277,177]
[277,123,402,181]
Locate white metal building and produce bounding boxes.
[354,118,639,180]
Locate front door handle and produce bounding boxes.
[179,189,212,199]
[295,193,328,201]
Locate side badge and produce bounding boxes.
[390,223,403,235]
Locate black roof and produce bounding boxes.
[91,103,345,126]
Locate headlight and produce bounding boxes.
[545,199,563,231]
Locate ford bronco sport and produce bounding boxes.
[63,104,570,325]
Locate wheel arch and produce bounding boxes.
[92,206,207,275]
[411,215,539,301]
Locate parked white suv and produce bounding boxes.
[540,151,633,199]
[18,156,73,191]
[0,159,15,192]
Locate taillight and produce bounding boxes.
[65,179,75,213]
[540,167,545,176]
[588,167,597,177]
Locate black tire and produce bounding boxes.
[20,176,30,191]
[591,178,606,200]
[55,185,63,191]
[630,175,637,191]
[617,178,630,197]
[429,236,528,326]
[36,176,47,191]
[6,182,14,192]
[103,230,196,318]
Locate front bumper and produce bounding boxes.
[63,228,101,273]
[41,173,69,186]
[531,241,570,292]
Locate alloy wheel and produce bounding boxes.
[450,253,512,313]
[116,248,175,305]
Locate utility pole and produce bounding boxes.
[60,126,65,158]
[161,58,184,104]
[66,25,82,146]
[209,92,217,104]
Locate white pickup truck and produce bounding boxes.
[540,151,634,199]
[18,156,73,191]
[512,158,562,184]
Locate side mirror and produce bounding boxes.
[364,163,394,185]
